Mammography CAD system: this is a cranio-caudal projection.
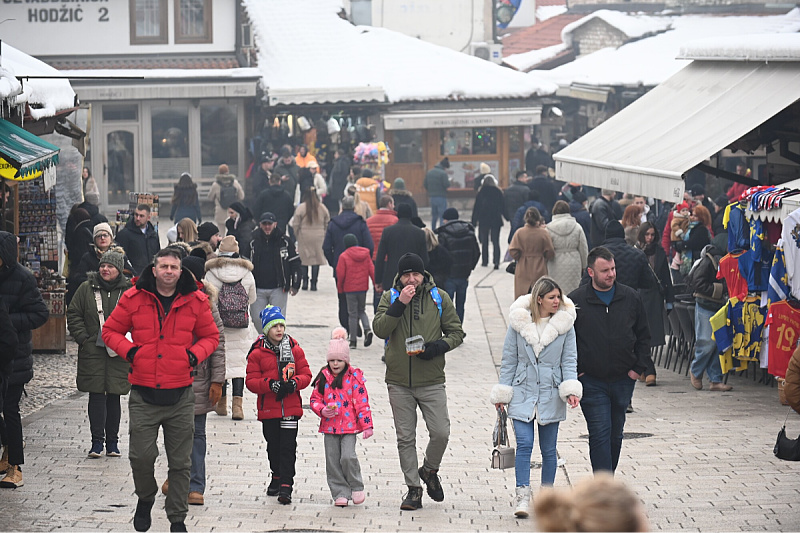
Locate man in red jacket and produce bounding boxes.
[103,248,219,533]
[366,195,397,312]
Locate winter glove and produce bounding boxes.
[320,405,337,418]
[187,350,198,367]
[417,340,450,361]
[208,383,223,406]
[275,379,297,401]
[362,428,374,440]
[269,379,281,395]
[126,346,140,363]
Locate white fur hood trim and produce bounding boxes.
[490,384,514,405]
[508,294,576,357]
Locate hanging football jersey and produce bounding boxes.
[765,300,800,379]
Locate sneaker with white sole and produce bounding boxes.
[514,486,531,518]
[88,441,103,458]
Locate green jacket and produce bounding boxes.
[424,164,450,197]
[67,272,132,395]
[373,271,465,387]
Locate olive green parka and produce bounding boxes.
[67,271,132,395]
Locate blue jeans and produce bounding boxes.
[430,196,447,230]
[691,303,723,383]
[512,419,559,487]
[579,374,636,473]
[190,414,206,493]
[444,277,469,323]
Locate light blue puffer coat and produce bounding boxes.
[491,294,582,425]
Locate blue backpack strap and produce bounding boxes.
[429,287,443,317]
[389,287,399,304]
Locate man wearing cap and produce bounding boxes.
[375,204,428,296]
[373,252,464,511]
[197,222,222,252]
[356,168,381,214]
[691,185,714,214]
[116,203,162,277]
[435,208,480,323]
[254,172,296,235]
[323,197,374,330]
[102,247,219,532]
[248,212,301,330]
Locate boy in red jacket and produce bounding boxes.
[245,305,312,505]
[336,233,375,349]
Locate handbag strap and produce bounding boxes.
[496,405,510,446]
[93,289,105,327]
[782,408,793,429]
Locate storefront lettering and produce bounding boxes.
[11,1,110,23]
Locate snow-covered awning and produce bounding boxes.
[383,106,542,130]
[0,42,76,120]
[242,0,557,105]
[554,58,800,202]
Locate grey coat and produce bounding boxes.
[491,295,582,425]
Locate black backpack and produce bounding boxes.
[219,182,238,209]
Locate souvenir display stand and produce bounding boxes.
[15,180,67,352]
[112,192,159,236]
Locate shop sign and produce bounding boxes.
[0,157,42,181]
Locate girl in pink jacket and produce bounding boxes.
[310,327,374,507]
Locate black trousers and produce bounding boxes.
[1,384,24,465]
[261,418,298,486]
[301,265,320,283]
[221,378,244,397]
[479,224,501,267]
[88,392,122,444]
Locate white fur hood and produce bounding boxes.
[205,256,253,283]
[508,294,576,357]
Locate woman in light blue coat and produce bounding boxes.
[490,276,582,518]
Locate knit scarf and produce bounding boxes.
[264,335,295,382]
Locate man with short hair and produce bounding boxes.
[528,165,558,213]
[197,222,222,252]
[254,173,296,233]
[103,248,219,532]
[589,189,623,249]
[116,204,162,276]
[375,204,429,295]
[504,170,530,225]
[367,196,398,311]
[373,252,465,510]
[568,247,650,473]
[274,146,300,201]
[248,212,301,329]
[435,208,480,323]
[424,157,451,230]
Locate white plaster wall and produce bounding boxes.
[0,0,235,56]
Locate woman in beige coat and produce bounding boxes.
[290,187,330,291]
[546,201,588,295]
[509,207,555,299]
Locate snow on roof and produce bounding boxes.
[1,42,76,120]
[561,10,672,48]
[537,5,568,22]
[242,0,557,104]
[679,33,800,62]
[504,43,569,71]
[57,68,262,79]
[0,67,23,102]
[538,9,800,88]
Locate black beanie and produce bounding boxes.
[343,233,358,248]
[397,253,424,276]
[397,203,413,219]
[604,220,625,240]
[197,222,219,242]
[182,255,206,282]
[442,207,459,221]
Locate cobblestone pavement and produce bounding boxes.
[7,220,800,532]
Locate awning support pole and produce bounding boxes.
[695,163,760,187]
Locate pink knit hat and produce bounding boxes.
[327,327,350,364]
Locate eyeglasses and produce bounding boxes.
[96,233,111,238]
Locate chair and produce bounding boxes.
[674,300,696,376]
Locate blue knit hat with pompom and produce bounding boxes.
[260,305,286,334]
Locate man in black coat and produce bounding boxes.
[581,221,659,291]
[325,149,351,217]
[528,165,558,213]
[435,208,480,323]
[503,170,530,224]
[0,232,48,488]
[589,189,623,248]
[568,246,650,474]
[115,204,161,276]
[273,146,300,201]
[254,173,295,234]
[375,203,429,293]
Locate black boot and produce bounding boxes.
[310,280,317,291]
[400,486,423,510]
[301,278,309,291]
[278,484,293,505]
[169,522,187,532]
[133,499,155,532]
[267,475,281,496]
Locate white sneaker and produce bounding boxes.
[514,485,531,518]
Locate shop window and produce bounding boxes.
[130,0,168,45]
[151,107,190,189]
[201,104,238,176]
[440,127,497,156]
[509,127,523,153]
[102,105,138,121]
[107,131,135,205]
[175,0,212,44]
[392,130,423,164]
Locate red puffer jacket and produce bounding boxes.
[336,246,375,293]
[366,209,398,260]
[245,335,312,420]
[102,268,219,390]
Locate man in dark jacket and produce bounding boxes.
[273,146,300,201]
[686,233,732,392]
[248,212,301,329]
[590,190,623,248]
[0,231,48,488]
[375,204,429,293]
[568,246,650,473]
[503,170,530,223]
[528,165,558,213]
[424,157,451,230]
[247,151,277,213]
[325,149,351,217]
[569,191,592,249]
[115,204,161,276]
[435,208,480,322]
[581,221,659,291]
[254,173,295,233]
[323,197,374,330]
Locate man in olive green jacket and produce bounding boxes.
[373,252,464,511]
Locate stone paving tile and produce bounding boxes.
[7,221,800,531]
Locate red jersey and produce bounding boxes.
[717,253,749,301]
[765,300,800,379]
